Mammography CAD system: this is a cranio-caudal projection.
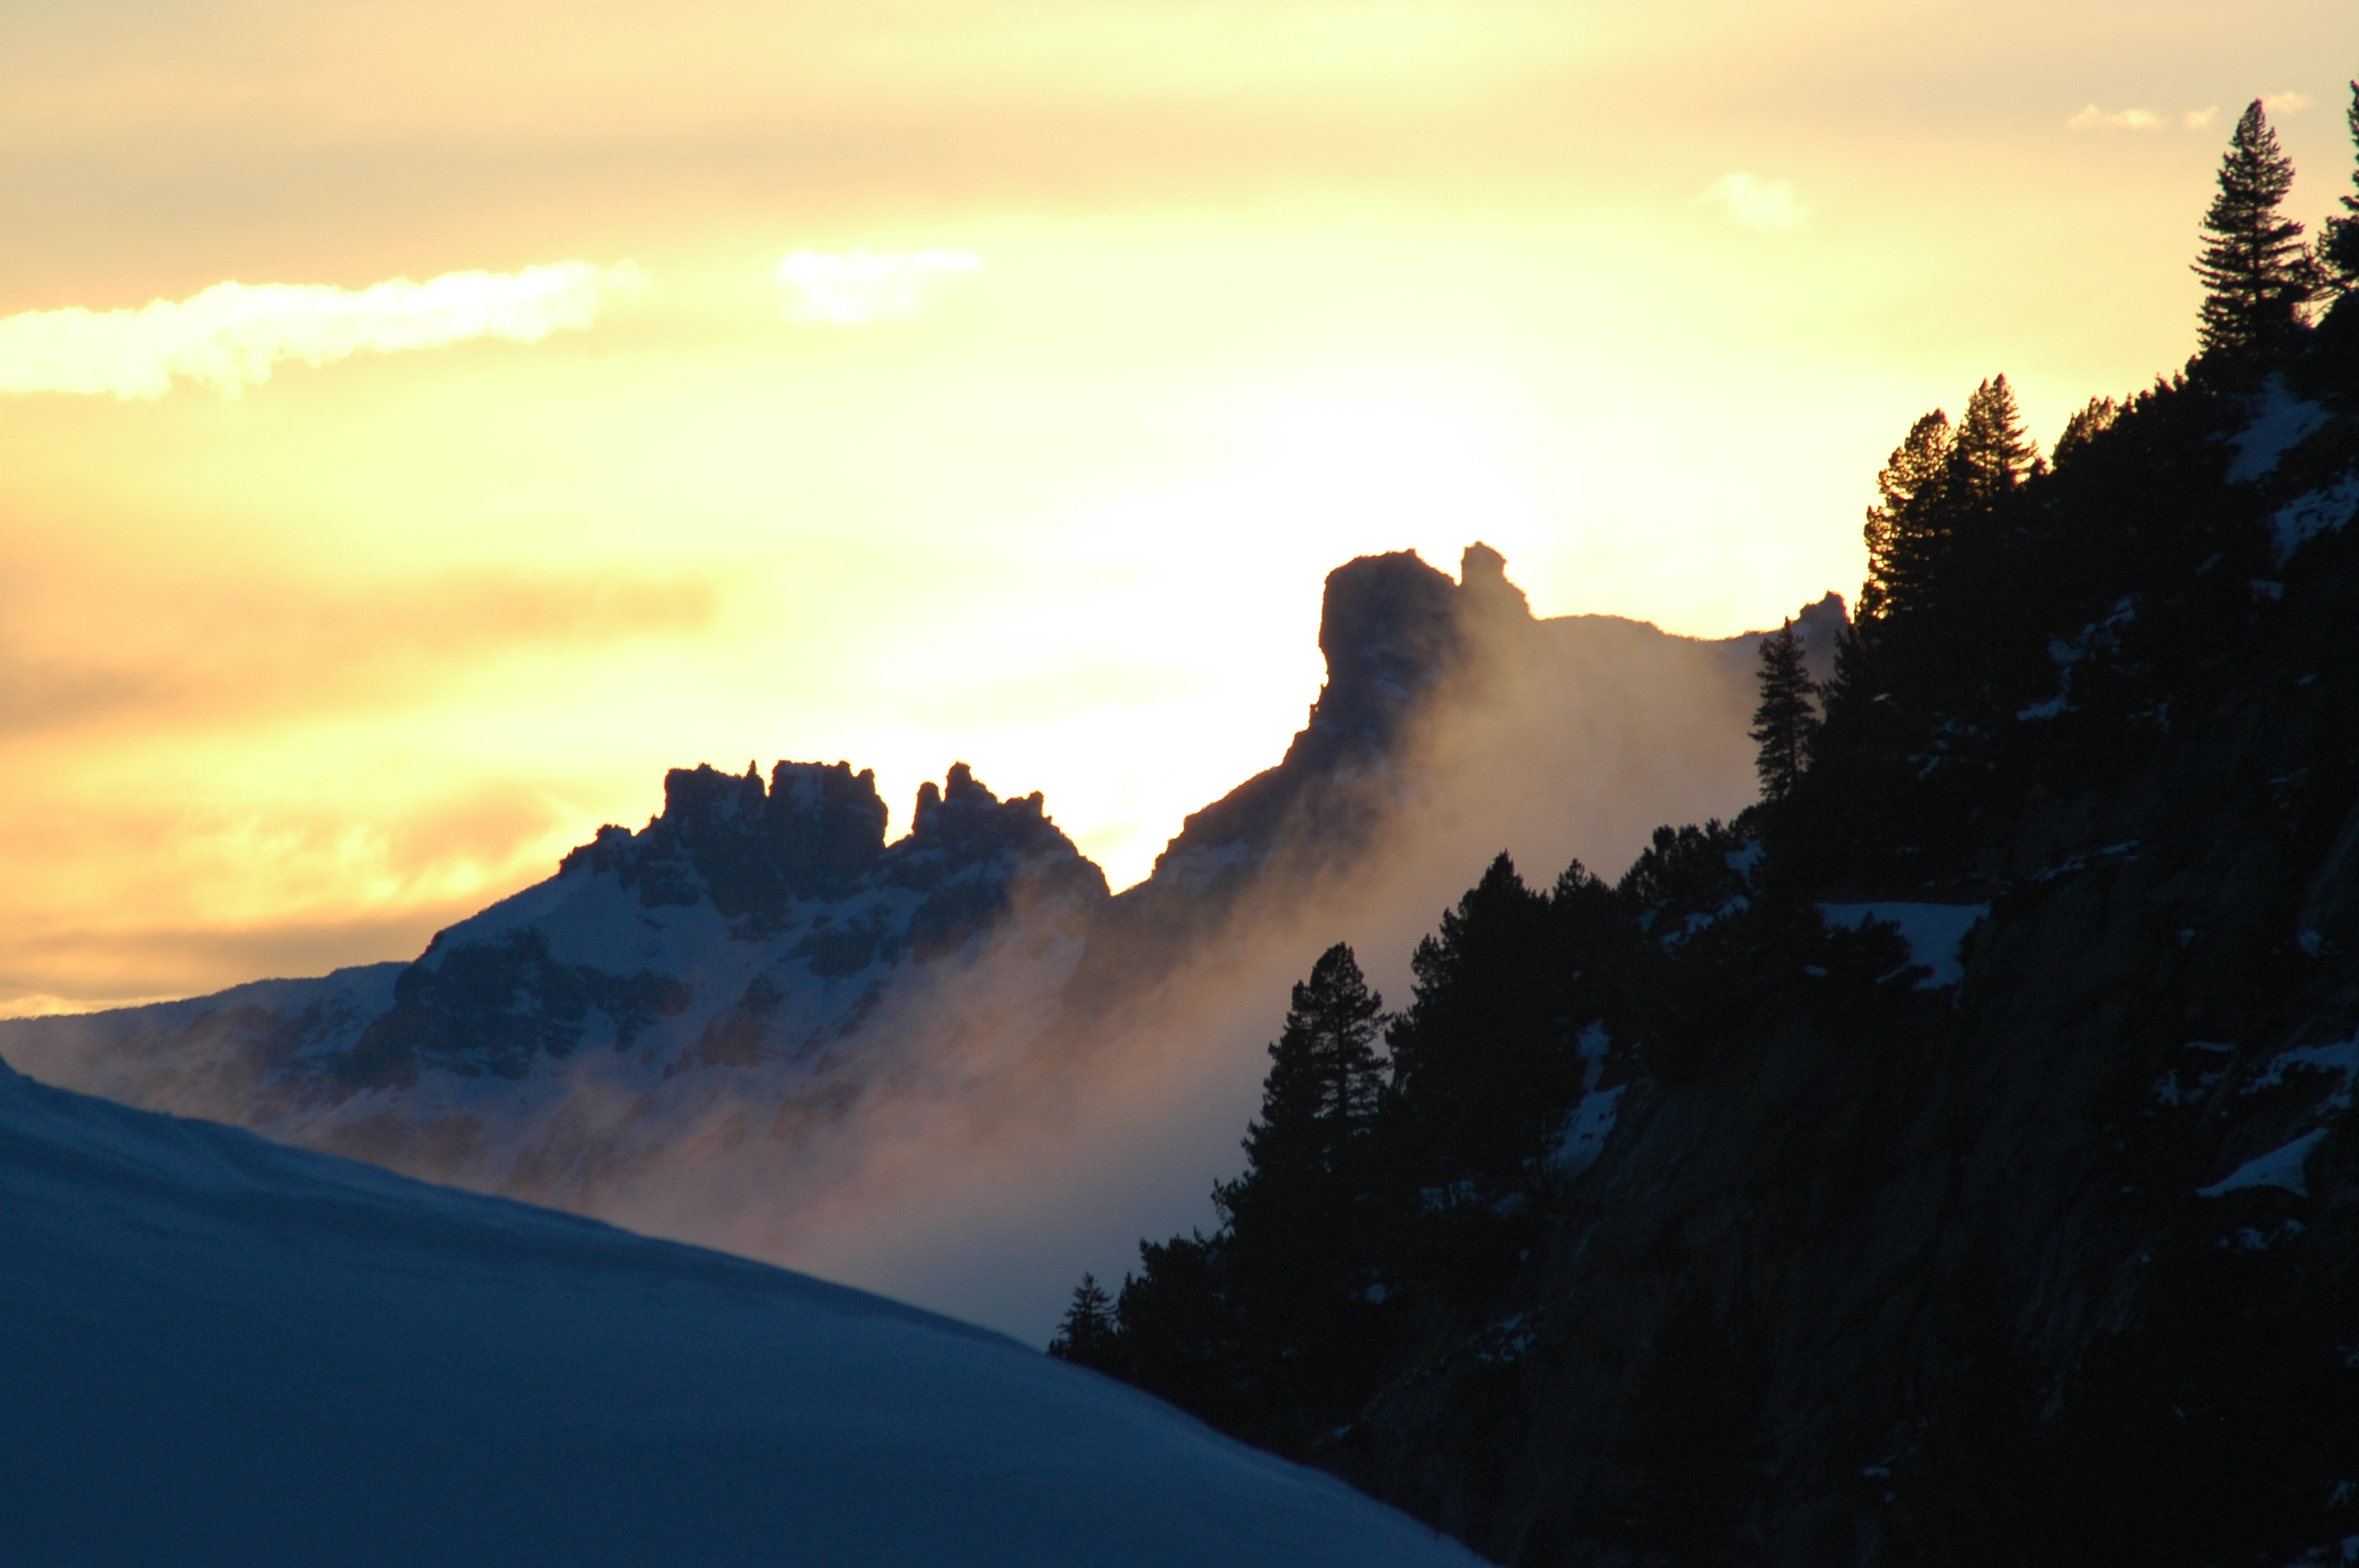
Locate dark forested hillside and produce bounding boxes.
[1054,93,2359,1566]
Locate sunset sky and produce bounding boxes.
[5,0,2357,1014]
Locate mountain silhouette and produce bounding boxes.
[1,545,1839,1332]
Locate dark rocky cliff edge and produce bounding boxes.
[1349,402,2359,1559]
[1061,340,2359,1565]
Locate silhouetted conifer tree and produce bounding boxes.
[2325,82,2359,294]
[1231,943,1385,1193]
[2052,396,2121,469]
[1948,375,2042,503]
[1387,855,1572,1186]
[1089,946,1398,1449]
[1852,377,2043,711]
[1109,1232,1251,1429]
[1859,410,1954,626]
[2194,100,2315,365]
[1202,946,1401,1446]
[1048,1273,1122,1370]
[1750,620,1820,802]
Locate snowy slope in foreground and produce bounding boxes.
[0,1062,1477,1568]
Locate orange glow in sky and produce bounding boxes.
[4,0,2356,1012]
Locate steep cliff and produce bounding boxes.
[1297,378,2359,1564]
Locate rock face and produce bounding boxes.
[1311,388,2359,1565]
[343,760,1092,1090]
[4,760,1107,1218]
[1133,547,1840,922]
[1,545,1832,1331]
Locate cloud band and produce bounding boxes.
[776,251,983,325]
[0,261,642,398]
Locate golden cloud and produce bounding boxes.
[2066,104,2163,132]
[776,251,983,325]
[0,565,718,739]
[0,262,644,398]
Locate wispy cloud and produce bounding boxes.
[0,262,642,399]
[1692,173,1809,230]
[2184,107,2219,131]
[2263,90,2314,116]
[2066,104,2163,132]
[775,251,983,325]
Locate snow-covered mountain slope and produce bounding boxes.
[0,1058,1479,1568]
[4,761,1103,1214]
[2,544,1840,1337]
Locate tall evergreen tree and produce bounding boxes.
[2194,100,2315,364]
[2325,82,2359,293]
[1948,375,2041,505]
[1209,943,1394,1446]
[1232,943,1385,1193]
[1852,377,2044,712]
[1386,855,1572,1187]
[1750,619,1820,802]
[1859,410,1954,626]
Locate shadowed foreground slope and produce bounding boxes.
[0,1058,1478,1568]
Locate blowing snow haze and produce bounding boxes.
[2,546,1841,1340]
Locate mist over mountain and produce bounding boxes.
[0,546,1837,1338]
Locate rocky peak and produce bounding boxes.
[1296,543,1542,762]
[1455,540,1531,624]
[903,762,1073,871]
[559,757,890,917]
[1136,545,1550,897]
[1306,550,1462,753]
[1788,590,1849,684]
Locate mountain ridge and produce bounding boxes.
[1,544,1839,1335]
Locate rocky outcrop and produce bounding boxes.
[559,759,891,920]
[1137,543,1805,910]
[0,760,1107,1213]
[1319,389,2359,1566]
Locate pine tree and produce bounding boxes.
[2194,100,2316,364]
[1209,943,1394,1446]
[1859,409,1954,625]
[1385,855,1574,1186]
[1853,378,2040,708]
[1048,1273,1122,1369]
[2324,82,2359,293]
[1750,619,1820,802]
[1234,943,1385,1192]
[1948,376,2041,506]
[2052,396,2121,469]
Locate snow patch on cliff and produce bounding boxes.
[2200,1129,2328,1198]
[1816,903,1988,988]
[2273,474,2359,566]
[2229,379,2330,483]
